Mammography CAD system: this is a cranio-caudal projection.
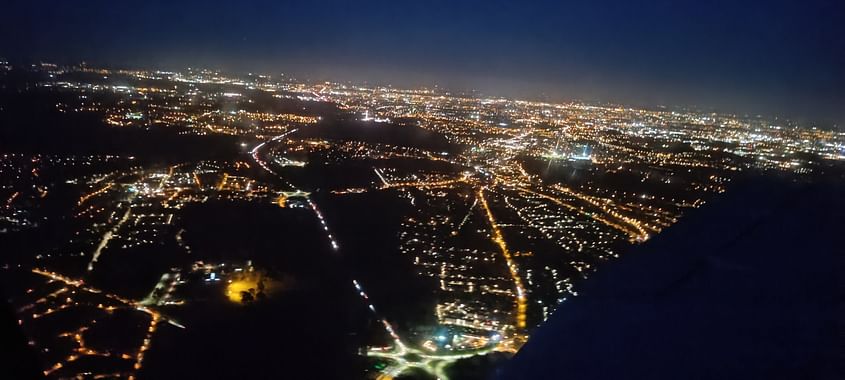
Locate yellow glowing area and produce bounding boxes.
[225,280,255,303]
[225,272,278,304]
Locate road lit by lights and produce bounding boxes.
[353,280,499,380]
[26,269,184,378]
[477,188,528,330]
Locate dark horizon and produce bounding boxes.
[2,0,843,127]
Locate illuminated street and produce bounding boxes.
[0,34,842,378]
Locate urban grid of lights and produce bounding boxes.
[1,63,843,379]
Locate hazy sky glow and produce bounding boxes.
[2,0,843,126]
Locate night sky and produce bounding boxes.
[2,0,843,126]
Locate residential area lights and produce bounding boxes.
[478,187,528,331]
[5,65,843,380]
